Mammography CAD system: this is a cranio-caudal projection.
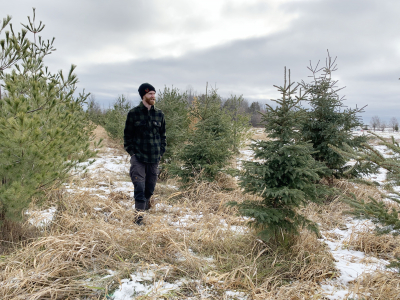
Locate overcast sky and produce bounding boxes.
[3,0,400,123]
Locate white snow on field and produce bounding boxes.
[111,266,184,299]
[318,131,400,299]
[320,219,389,299]
[27,207,57,227]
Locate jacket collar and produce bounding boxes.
[139,101,154,111]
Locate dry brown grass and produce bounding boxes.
[349,270,400,300]
[254,281,326,300]
[302,179,385,233]
[0,231,121,299]
[0,219,40,255]
[333,179,383,201]
[2,128,399,299]
[344,224,400,259]
[249,127,269,142]
[0,173,340,299]
[93,125,125,154]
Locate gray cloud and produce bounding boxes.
[2,0,400,123]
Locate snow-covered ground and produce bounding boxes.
[27,130,400,299]
[319,218,390,299]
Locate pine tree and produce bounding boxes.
[223,95,251,154]
[300,52,368,182]
[103,94,133,141]
[173,86,233,183]
[87,95,105,126]
[0,15,30,74]
[0,10,96,221]
[232,68,325,243]
[156,86,191,169]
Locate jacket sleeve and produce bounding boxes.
[124,112,135,156]
[160,115,166,157]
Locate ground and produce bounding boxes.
[1,127,400,299]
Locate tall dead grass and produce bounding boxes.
[302,178,384,232]
[344,223,400,259]
[0,219,40,255]
[0,173,340,299]
[2,127,398,299]
[349,270,400,300]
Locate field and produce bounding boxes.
[1,127,400,300]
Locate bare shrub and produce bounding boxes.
[370,115,381,131]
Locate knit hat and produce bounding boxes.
[138,83,156,99]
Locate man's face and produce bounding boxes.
[143,91,156,106]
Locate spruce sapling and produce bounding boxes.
[172,86,233,183]
[156,86,191,170]
[232,68,325,244]
[300,51,369,182]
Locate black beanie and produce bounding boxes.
[138,83,156,99]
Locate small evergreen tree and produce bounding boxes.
[156,86,190,167]
[247,101,263,127]
[0,10,96,221]
[173,86,233,183]
[87,95,105,126]
[300,52,368,182]
[223,95,251,154]
[103,94,133,141]
[232,68,325,243]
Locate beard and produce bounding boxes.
[145,97,155,106]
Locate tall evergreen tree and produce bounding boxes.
[247,101,263,127]
[300,52,369,182]
[0,10,96,221]
[232,68,325,243]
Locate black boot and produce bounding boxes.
[134,200,146,225]
[133,181,147,225]
[145,197,151,210]
[144,173,157,210]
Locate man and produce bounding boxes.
[124,83,166,225]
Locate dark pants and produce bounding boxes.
[129,155,158,211]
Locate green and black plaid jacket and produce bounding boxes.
[124,102,166,163]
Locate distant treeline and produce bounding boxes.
[87,90,266,129]
[369,115,399,132]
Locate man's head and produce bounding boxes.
[138,83,156,106]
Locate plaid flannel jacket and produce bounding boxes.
[124,102,166,163]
